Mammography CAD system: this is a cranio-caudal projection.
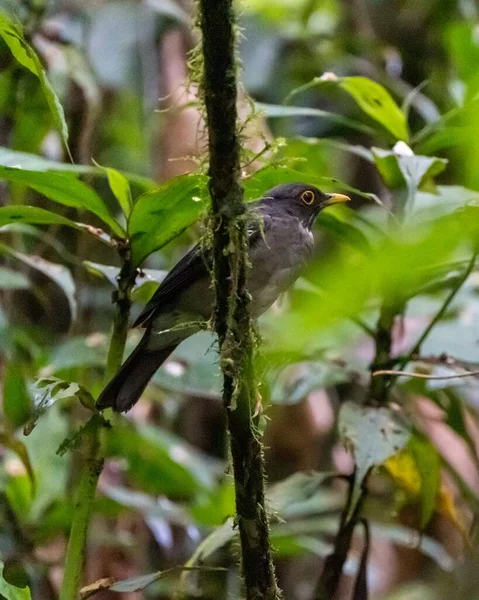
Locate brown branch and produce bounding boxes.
[198,1,279,599]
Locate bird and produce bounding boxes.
[96,182,349,413]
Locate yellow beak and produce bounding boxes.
[323,193,351,207]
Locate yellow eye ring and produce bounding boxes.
[301,190,315,205]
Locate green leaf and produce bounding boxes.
[0,166,125,236]
[0,12,68,151]
[110,572,169,593]
[339,402,411,515]
[409,435,441,528]
[285,75,408,140]
[3,362,32,428]
[0,205,80,229]
[151,332,221,398]
[22,404,70,520]
[372,147,448,211]
[104,421,220,498]
[243,164,377,203]
[25,377,93,435]
[271,360,350,405]
[103,483,190,527]
[40,336,107,374]
[0,147,156,190]
[0,429,35,493]
[256,102,375,135]
[267,471,342,518]
[186,517,236,565]
[190,481,235,526]
[93,161,133,217]
[0,244,77,322]
[128,173,208,266]
[83,261,167,291]
[0,561,32,600]
[0,266,29,289]
[339,76,409,141]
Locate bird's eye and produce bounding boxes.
[301,190,315,205]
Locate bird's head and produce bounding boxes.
[260,182,350,228]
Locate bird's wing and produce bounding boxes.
[133,205,269,329]
[133,243,209,328]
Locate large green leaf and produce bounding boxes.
[339,402,411,515]
[285,75,408,140]
[128,173,208,266]
[104,421,221,498]
[339,77,409,141]
[0,147,156,190]
[256,103,375,135]
[0,205,80,229]
[0,167,125,236]
[0,12,68,150]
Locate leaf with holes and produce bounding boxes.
[0,12,68,150]
[25,377,94,435]
[128,173,208,267]
[339,402,411,516]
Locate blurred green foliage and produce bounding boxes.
[0,1,479,599]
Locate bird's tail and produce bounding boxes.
[96,331,178,413]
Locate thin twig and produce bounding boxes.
[373,369,479,380]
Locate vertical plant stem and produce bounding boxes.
[368,301,400,403]
[59,418,103,600]
[105,251,138,380]
[316,475,367,600]
[60,245,136,600]
[198,1,280,598]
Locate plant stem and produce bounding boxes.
[59,418,103,600]
[105,251,138,380]
[316,476,366,600]
[198,1,279,598]
[60,246,136,600]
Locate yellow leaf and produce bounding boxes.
[384,449,421,496]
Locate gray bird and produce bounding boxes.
[97,183,349,412]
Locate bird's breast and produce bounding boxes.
[248,217,314,316]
